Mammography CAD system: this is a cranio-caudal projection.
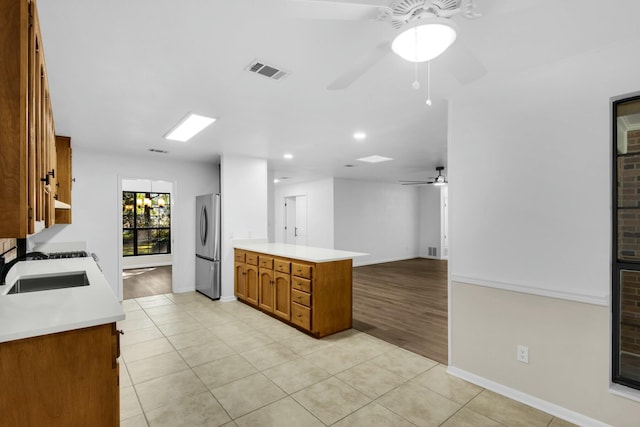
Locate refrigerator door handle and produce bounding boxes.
[213,194,221,261]
[200,205,208,247]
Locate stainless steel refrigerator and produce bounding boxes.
[195,194,221,299]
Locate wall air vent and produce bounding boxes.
[428,247,437,257]
[148,148,169,154]
[245,59,289,81]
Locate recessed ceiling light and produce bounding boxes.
[274,179,280,183]
[284,153,293,159]
[164,113,216,142]
[357,155,393,163]
[353,132,366,140]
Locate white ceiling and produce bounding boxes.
[36,0,637,184]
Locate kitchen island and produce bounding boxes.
[0,257,125,427]
[233,242,366,338]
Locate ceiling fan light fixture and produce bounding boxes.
[391,18,457,63]
[433,176,446,186]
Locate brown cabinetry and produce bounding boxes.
[0,0,71,238]
[258,267,274,312]
[234,261,247,300]
[245,256,259,306]
[54,135,72,224]
[234,248,352,337]
[0,323,121,426]
[274,271,291,320]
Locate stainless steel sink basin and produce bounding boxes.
[7,271,89,294]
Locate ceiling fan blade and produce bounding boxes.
[439,42,487,85]
[327,41,390,90]
[285,0,392,21]
[401,181,433,185]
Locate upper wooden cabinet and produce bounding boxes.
[54,135,72,224]
[0,0,70,237]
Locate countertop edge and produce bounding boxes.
[233,243,369,263]
[0,258,126,344]
[1,313,126,343]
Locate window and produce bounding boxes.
[613,94,640,390]
[122,192,171,256]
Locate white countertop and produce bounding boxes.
[0,258,125,343]
[233,242,368,263]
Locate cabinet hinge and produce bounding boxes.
[28,207,33,219]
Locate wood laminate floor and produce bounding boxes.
[123,266,172,300]
[352,258,448,364]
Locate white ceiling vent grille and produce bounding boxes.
[245,59,289,81]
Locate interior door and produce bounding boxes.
[294,195,307,245]
[285,196,296,244]
[284,195,307,245]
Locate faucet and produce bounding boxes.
[0,252,49,286]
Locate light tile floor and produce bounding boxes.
[119,292,577,427]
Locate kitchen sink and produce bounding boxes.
[7,271,89,294]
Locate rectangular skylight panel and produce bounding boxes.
[164,113,216,142]
[356,155,393,163]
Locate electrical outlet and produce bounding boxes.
[517,345,529,364]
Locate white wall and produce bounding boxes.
[333,179,419,266]
[220,155,267,300]
[273,177,334,249]
[31,148,219,297]
[448,36,640,425]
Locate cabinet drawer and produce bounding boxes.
[235,250,246,263]
[292,277,312,293]
[246,253,258,265]
[291,303,311,330]
[291,289,311,307]
[292,263,312,279]
[259,256,274,269]
[274,259,291,273]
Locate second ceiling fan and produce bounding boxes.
[400,166,447,185]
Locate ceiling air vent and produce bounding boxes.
[245,59,289,81]
[149,148,169,154]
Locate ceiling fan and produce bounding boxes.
[287,0,486,90]
[400,166,447,185]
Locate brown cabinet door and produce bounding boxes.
[245,264,259,306]
[0,323,118,427]
[274,272,291,320]
[54,135,72,224]
[234,261,247,300]
[258,268,274,312]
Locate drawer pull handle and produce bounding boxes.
[297,314,302,318]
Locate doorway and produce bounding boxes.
[284,195,308,246]
[118,178,176,300]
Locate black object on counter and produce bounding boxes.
[0,252,50,286]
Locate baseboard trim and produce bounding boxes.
[354,255,421,267]
[172,287,195,294]
[123,262,172,270]
[220,295,237,302]
[451,274,609,307]
[447,366,611,427]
